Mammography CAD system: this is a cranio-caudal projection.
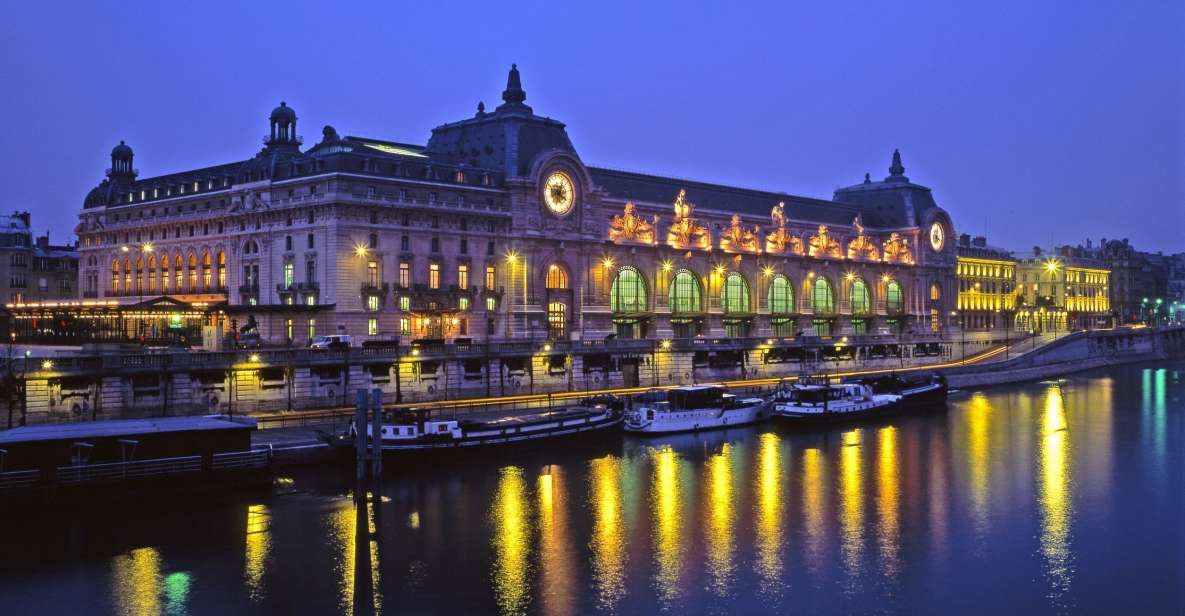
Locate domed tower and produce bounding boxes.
[108,140,136,181]
[266,101,300,149]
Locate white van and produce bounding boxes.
[311,334,353,350]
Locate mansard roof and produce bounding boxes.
[588,166,864,227]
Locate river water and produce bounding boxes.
[1,362,1182,615]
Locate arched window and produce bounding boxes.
[767,275,794,314]
[160,255,170,292]
[546,264,568,289]
[722,273,750,314]
[886,280,904,312]
[173,253,183,291]
[812,277,834,314]
[147,256,157,292]
[850,278,871,315]
[201,251,212,290]
[610,267,647,313]
[668,270,701,314]
[217,251,226,290]
[123,257,131,292]
[548,301,566,339]
[135,257,144,293]
[111,259,120,293]
[187,253,198,291]
[930,283,941,302]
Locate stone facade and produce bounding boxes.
[955,234,1016,331]
[77,66,958,347]
[0,212,78,305]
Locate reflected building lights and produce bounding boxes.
[244,503,272,602]
[1038,384,1074,608]
[705,443,736,598]
[966,392,992,542]
[329,495,382,615]
[538,469,575,616]
[110,547,163,616]
[801,447,826,577]
[876,426,900,580]
[839,429,865,592]
[589,456,627,612]
[491,466,532,616]
[650,446,685,606]
[754,433,785,601]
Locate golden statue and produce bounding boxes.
[666,189,709,250]
[882,232,914,264]
[846,216,879,260]
[720,214,760,252]
[608,201,656,244]
[808,224,842,258]
[764,202,804,255]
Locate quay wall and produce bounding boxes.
[943,326,1185,388]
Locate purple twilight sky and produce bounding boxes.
[1,1,1182,253]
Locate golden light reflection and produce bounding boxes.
[110,547,162,616]
[966,392,992,541]
[650,446,685,605]
[329,495,382,615]
[538,469,575,616]
[245,504,272,602]
[875,427,900,579]
[754,433,785,600]
[801,448,825,577]
[1038,384,1074,606]
[589,456,627,612]
[839,429,865,591]
[491,466,532,616]
[705,443,736,597]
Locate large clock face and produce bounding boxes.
[543,171,575,216]
[929,222,945,252]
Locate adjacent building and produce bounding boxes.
[0,212,79,304]
[1016,247,1110,332]
[954,234,1015,331]
[73,66,958,347]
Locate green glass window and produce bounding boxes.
[722,273,750,314]
[850,278,870,314]
[610,267,647,313]
[767,275,794,314]
[812,277,834,314]
[669,270,701,314]
[886,280,903,312]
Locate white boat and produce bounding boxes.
[770,382,900,424]
[624,385,770,434]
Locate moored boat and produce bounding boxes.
[322,396,624,452]
[624,384,770,434]
[847,372,948,407]
[771,381,901,424]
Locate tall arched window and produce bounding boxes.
[147,256,157,292]
[668,270,701,314]
[173,253,183,291]
[123,257,131,292]
[812,277,834,314]
[722,273,750,313]
[201,251,212,290]
[546,264,568,289]
[850,278,871,314]
[886,280,904,312]
[767,275,794,314]
[217,251,226,290]
[160,255,170,292]
[548,301,566,339]
[930,283,941,302]
[187,253,198,291]
[111,259,121,294]
[610,267,647,313]
[135,257,144,294]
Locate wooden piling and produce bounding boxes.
[370,388,383,481]
[354,389,366,485]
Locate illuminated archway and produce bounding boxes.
[668,270,701,314]
[812,277,834,314]
[722,273,751,314]
[610,266,648,313]
[767,275,794,314]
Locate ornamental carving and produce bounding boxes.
[846,217,880,261]
[764,202,804,255]
[608,201,657,244]
[808,224,842,259]
[720,214,760,253]
[666,189,709,250]
[883,232,915,264]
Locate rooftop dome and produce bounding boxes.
[111,140,133,159]
[270,101,296,123]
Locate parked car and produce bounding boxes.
[311,334,352,350]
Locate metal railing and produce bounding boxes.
[211,449,270,471]
[55,455,202,484]
[0,469,41,490]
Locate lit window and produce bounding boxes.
[305,295,316,306]
[885,280,903,312]
[307,319,316,339]
[485,265,496,289]
[400,296,409,312]
[767,275,794,314]
[429,263,440,289]
[850,278,870,314]
[486,297,496,312]
[285,318,293,340]
[367,295,380,311]
[283,262,294,289]
[548,301,566,338]
[459,297,470,311]
[367,261,379,286]
[546,264,568,289]
[458,264,469,289]
[399,262,410,288]
[399,318,410,335]
[812,277,834,314]
[667,270,698,314]
[368,318,378,336]
[722,273,750,314]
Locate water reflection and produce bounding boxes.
[329,493,382,615]
[754,433,785,601]
[875,427,900,580]
[704,443,736,598]
[110,547,162,616]
[589,455,627,612]
[244,503,271,602]
[1037,384,1074,609]
[839,429,865,593]
[650,446,687,607]
[491,466,532,616]
[538,468,575,616]
[965,392,992,543]
[801,447,826,577]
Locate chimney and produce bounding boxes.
[958,233,971,247]
[972,236,987,247]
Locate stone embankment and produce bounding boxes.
[942,326,1185,388]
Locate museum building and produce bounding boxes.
[75,66,958,346]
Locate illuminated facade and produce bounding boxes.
[77,66,957,345]
[955,235,1016,331]
[1016,250,1111,332]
